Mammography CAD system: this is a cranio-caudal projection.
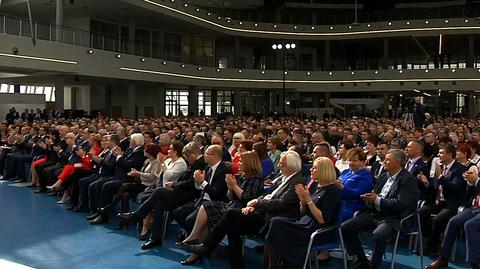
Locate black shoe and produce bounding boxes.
[98,205,112,215]
[86,212,100,220]
[188,243,211,257]
[34,187,47,193]
[139,232,151,241]
[66,205,75,211]
[89,214,108,225]
[117,212,138,222]
[141,238,161,250]
[180,255,203,266]
[176,239,201,252]
[177,231,187,243]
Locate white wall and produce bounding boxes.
[77,86,91,113]
[0,93,45,120]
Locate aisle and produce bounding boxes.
[0,181,469,269]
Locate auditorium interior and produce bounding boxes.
[1,0,480,268]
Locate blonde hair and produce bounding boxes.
[313,157,337,185]
[240,151,262,178]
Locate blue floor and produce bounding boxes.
[0,180,471,269]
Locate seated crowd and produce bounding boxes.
[1,113,480,269]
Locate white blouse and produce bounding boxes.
[160,157,188,186]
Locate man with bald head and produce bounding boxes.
[405,140,432,201]
[173,144,229,235]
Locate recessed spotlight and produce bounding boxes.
[277,44,283,49]
[348,25,352,29]
[181,64,185,68]
[195,8,200,12]
[374,70,378,74]
[328,72,333,75]
[465,19,469,23]
[162,61,167,65]
[330,26,334,30]
[293,26,298,29]
[445,19,449,23]
[183,3,187,7]
[254,23,258,27]
[367,24,371,27]
[285,44,291,49]
[207,12,211,16]
[272,44,277,50]
[140,58,146,62]
[273,25,277,28]
[238,69,242,73]
[425,20,429,24]
[217,16,221,20]
[311,26,315,30]
[425,69,429,73]
[351,71,355,75]
[399,70,403,73]
[170,0,174,2]
[306,72,311,75]
[239,21,243,25]
[478,69,480,72]
[388,22,392,26]
[216,68,220,72]
[291,43,296,49]
[406,21,411,25]
[451,69,456,72]
[261,70,265,74]
[284,71,288,75]
[197,67,202,70]
[115,54,121,58]
[227,19,231,23]
[87,49,93,54]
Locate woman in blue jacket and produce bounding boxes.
[335,147,373,220]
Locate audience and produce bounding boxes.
[3,111,480,268]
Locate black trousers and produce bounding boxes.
[78,173,101,211]
[64,168,93,208]
[419,202,456,245]
[135,187,182,240]
[206,208,265,269]
[341,212,396,268]
[172,201,200,235]
[108,182,146,213]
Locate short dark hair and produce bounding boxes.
[440,143,456,159]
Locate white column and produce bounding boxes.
[54,78,65,110]
[56,0,64,42]
[127,82,136,119]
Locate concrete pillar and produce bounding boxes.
[211,90,218,116]
[234,37,240,68]
[128,19,136,54]
[13,84,20,93]
[383,38,389,69]
[468,92,476,118]
[56,0,64,42]
[311,92,320,108]
[324,92,330,108]
[54,78,65,110]
[127,82,136,119]
[324,41,330,71]
[70,87,77,110]
[233,88,241,116]
[278,90,284,113]
[467,35,474,68]
[188,86,198,116]
[157,85,166,117]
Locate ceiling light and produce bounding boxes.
[239,21,243,25]
[115,54,121,58]
[195,8,200,12]
[272,44,277,50]
[445,19,449,23]
[140,58,146,62]
[348,26,352,29]
[261,70,265,74]
[162,61,167,65]
[311,26,315,30]
[217,16,221,20]
[399,70,403,73]
[277,44,283,49]
[306,72,311,75]
[425,20,429,24]
[451,69,456,72]
[285,44,291,49]
[197,67,202,70]
[406,21,410,25]
[413,89,420,93]
[254,23,258,27]
[425,69,429,73]
[290,43,296,49]
[465,19,469,23]
[374,70,378,74]
[388,22,392,26]
[273,25,277,28]
[329,26,334,30]
[183,3,187,7]
[238,69,242,73]
[87,49,93,54]
[367,24,371,27]
[216,68,220,72]
[207,12,211,16]
[328,72,333,75]
[284,71,288,75]
[181,64,185,68]
[351,71,355,75]
[293,26,298,29]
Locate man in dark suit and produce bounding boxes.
[370,141,389,185]
[89,133,146,224]
[118,142,207,249]
[172,144,229,235]
[188,150,304,269]
[341,149,418,269]
[426,170,480,269]
[78,134,119,212]
[419,143,467,254]
[405,140,432,201]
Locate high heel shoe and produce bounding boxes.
[139,231,150,241]
[47,185,63,192]
[116,212,137,230]
[180,254,203,266]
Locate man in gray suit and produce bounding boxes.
[342,149,418,269]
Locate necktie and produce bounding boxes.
[435,165,448,205]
